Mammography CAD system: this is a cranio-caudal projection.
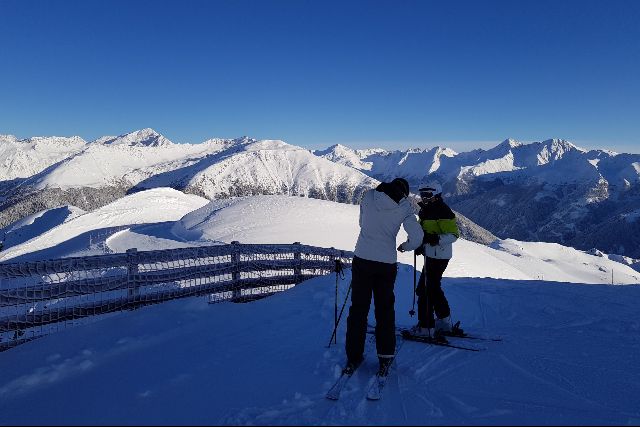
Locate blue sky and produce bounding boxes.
[1,0,639,153]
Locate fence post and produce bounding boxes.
[127,248,139,300]
[231,241,241,300]
[293,242,302,282]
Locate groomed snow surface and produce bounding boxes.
[1,191,639,425]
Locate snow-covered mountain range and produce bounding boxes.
[315,138,639,188]
[2,129,639,260]
[315,138,640,258]
[1,129,376,197]
[0,129,378,232]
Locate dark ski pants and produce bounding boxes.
[345,256,397,363]
[416,257,450,328]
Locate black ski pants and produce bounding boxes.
[416,256,450,328]
[345,256,397,363]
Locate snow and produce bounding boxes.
[19,131,377,202]
[622,209,640,223]
[31,136,221,190]
[0,205,85,250]
[96,128,173,147]
[1,267,639,424]
[172,195,360,249]
[588,158,601,167]
[0,134,87,180]
[314,145,458,182]
[365,147,457,182]
[318,137,639,189]
[1,193,640,424]
[169,195,639,284]
[0,188,210,262]
[5,131,638,208]
[136,139,378,200]
[459,151,524,178]
[4,194,638,285]
[313,144,376,171]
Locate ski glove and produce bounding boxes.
[397,244,405,252]
[423,233,440,246]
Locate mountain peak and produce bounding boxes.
[499,138,523,149]
[96,128,173,147]
[316,143,356,155]
[330,143,353,151]
[434,146,458,157]
[542,138,586,153]
[231,136,258,145]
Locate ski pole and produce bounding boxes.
[424,254,431,338]
[409,251,416,316]
[335,261,339,342]
[332,257,346,345]
[327,281,352,348]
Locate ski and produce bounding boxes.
[325,362,361,400]
[439,322,503,342]
[441,330,502,342]
[366,329,482,351]
[399,329,483,352]
[371,321,502,342]
[366,340,404,401]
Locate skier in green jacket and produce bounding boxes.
[410,180,460,338]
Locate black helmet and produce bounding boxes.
[391,178,410,198]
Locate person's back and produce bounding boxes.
[355,184,421,264]
[345,178,422,375]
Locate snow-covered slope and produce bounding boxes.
[473,138,599,185]
[172,195,358,248]
[314,144,457,183]
[94,128,174,147]
[116,195,638,285]
[0,188,209,262]
[4,190,636,286]
[0,205,85,250]
[133,139,379,201]
[26,129,222,190]
[0,194,639,425]
[0,134,87,181]
[4,193,636,284]
[313,144,386,171]
[1,271,639,425]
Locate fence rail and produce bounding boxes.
[0,242,353,351]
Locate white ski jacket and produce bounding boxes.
[422,233,458,260]
[354,189,423,264]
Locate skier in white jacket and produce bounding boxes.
[345,178,423,377]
